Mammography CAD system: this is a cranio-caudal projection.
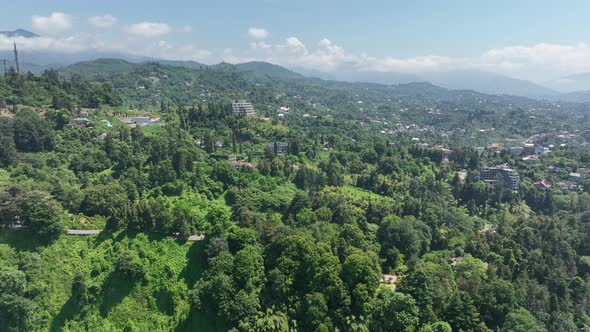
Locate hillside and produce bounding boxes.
[424,70,559,98]
[56,58,589,123]
[62,58,137,78]
[301,66,558,98]
[7,2,590,331]
[2,55,590,331]
[0,68,122,108]
[235,61,304,80]
[153,59,208,70]
[3,49,578,100]
[555,90,590,103]
[0,230,221,331]
[60,59,261,108]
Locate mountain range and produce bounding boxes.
[3,28,590,102]
[53,58,561,108]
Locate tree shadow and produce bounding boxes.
[49,295,83,332]
[99,271,135,317]
[93,229,115,246]
[179,241,206,288]
[174,309,226,332]
[147,232,167,242]
[114,229,137,243]
[0,229,44,252]
[155,287,174,316]
[174,241,223,331]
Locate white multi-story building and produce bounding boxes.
[232,101,256,116]
[480,164,520,191]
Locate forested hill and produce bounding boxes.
[234,61,305,80]
[60,59,264,109]
[2,58,590,331]
[59,58,587,117]
[0,68,122,109]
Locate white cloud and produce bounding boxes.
[182,25,192,33]
[247,27,269,39]
[476,43,590,78]
[150,40,211,61]
[125,22,171,38]
[249,41,272,51]
[285,37,306,52]
[88,14,116,28]
[0,33,211,63]
[225,36,590,82]
[0,34,101,53]
[231,36,450,73]
[10,19,590,83]
[32,12,73,34]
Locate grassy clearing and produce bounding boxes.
[342,185,390,200]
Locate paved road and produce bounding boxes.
[67,230,102,235]
[66,229,205,241]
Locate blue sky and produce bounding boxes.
[2,0,590,81]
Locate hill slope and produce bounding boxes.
[153,59,208,70]
[61,58,137,78]
[0,230,220,331]
[424,70,558,98]
[235,61,304,79]
[57,58,589,120]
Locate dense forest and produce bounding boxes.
[1,62,590,332]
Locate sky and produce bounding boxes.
[1,0,590,82]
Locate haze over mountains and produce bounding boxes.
[3,28,590,102]
[544,73,590,93]
[306,69,560,99]
[0,28,39,38]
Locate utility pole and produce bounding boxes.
[2,59,6,76]
[13,42,20,74]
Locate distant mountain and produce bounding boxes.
[420,70,558,98]
[553,90,590,103]
[58,57,584,120]
[153,59,208,69]
[60,58,136,78]
[11,50,590,104]
[0,49,152,71]
[204,61,305,80]
[540,73,590,102]
[299,68,558,99]
[338,71,423,85]
[0,28,39,38]
[235,61,304,80]
[17,62,60,74]
[295,68,421,85]
[208,62,235,71]
[58,58,294,108]
[0,33,568,100]
[544,73,590,93]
